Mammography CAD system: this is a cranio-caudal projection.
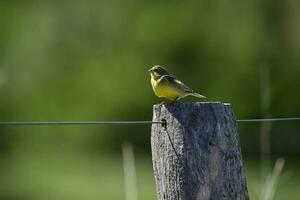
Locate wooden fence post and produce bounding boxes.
[151,102,249,200]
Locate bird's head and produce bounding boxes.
[148,65,170,80]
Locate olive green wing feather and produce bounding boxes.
[158,75,193,93]
[158,75,206,99]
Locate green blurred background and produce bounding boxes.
[0,0,299,199]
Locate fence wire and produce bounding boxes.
[0,121,162,126]
[0,117,299,126]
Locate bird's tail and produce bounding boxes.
[188,92,206,99]
[177,92,206,100]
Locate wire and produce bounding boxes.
[0,121,163,126]
[237,117,300,122]
[0,117,299,126]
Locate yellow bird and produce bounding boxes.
[148,65,206,101]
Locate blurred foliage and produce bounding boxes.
[0,0,299,199]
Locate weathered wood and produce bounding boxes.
[151,102,249,200]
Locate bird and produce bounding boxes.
[148,65,206,101]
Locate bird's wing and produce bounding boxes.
[159,75,194,93]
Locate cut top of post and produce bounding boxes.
[153,102,236,129]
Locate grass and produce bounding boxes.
[244,156,299,200]
[0,150,299,200]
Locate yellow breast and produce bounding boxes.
[151,77,183,100]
